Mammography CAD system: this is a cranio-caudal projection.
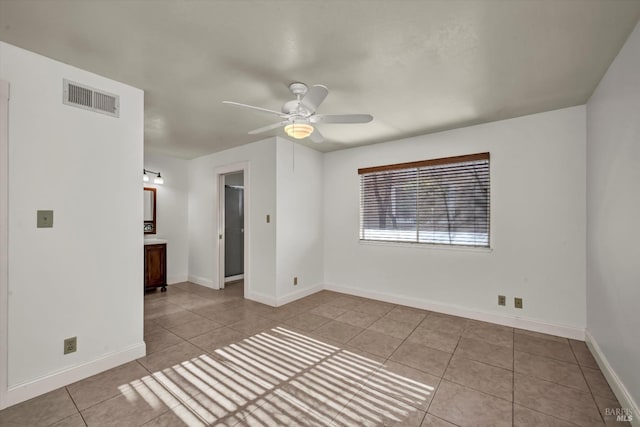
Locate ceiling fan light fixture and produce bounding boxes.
[284,123,314,139]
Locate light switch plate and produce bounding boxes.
[37,210,54,228]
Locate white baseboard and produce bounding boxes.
[225,274,244,283]
[324,283,585,340]
[585,331,639,427]
[2,342,146,410]
[167,275,188,285]
[187,275,216,289]
[277,283,324,306]
[245,290,277,307]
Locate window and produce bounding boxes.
[359,153,490,247]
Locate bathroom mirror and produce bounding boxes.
[144,187,156,234]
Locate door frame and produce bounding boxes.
[0,80,10,409]
[215,162,249,297]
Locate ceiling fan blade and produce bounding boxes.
[300,85,328,113]
[248,121,287,135]
[223,101,288,118]
[311,114,373,124]
[309,127,324,143]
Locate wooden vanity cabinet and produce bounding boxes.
[144,243,167,292]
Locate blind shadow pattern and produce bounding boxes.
[359,153,490,247]
[118,327,435,425]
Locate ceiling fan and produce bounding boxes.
[223,82,373,143]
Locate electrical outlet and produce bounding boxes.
[37,210,54,228]
[293,277,298,286]
[498,295,506,306]
[64,336,77,355]
[514,297,523,309]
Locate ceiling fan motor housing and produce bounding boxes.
[288,82,308,96]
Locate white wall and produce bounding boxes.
[144,151,189,284]
[275,138,324,304]
[324,106,587,337]
[188,138,277,301]
[0,42,144,406]
[586,22,640,414]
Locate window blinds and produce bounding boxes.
[359,153,490,247]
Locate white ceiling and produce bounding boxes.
[1,1,639,159]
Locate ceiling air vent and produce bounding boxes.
[63,79,119,118]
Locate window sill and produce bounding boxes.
[358,239,493,253]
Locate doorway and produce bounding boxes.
[223,172,244,288]
[216,162,249,297]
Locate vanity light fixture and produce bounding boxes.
[143,169,164,185]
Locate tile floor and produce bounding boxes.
[0,282,630,426]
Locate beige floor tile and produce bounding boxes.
[142,409,207,426]
[570,339,599,369]
[238,300,277,316]
[428,380,512,427]
[389,341,452,377]
[283,313,332,332]
[138,341,206,372]
[443,354,513,401]
[515,329,569,344]
[144,320,164,336]
[314,320,364,343]
[0,388,78,427]
[582,366,616,400]
[212,309,265,326]
[421,413,457,426]
[227,315,277,335]
[514,404,578,427]
[335,310,381,328]
[407,326,460,353]
[2,282,611,426]
[144,329,185,354]
[144,303,185,321]
[190,301,241,321]
[462,321,513,348]
[348,329,404,359]
[274,378,356,423]
[353,300,397,317]
[310,303,348,318]
[253,390,336,426]
[454,337,513,370]
[365,360,440,411]
[81,388,172,427]
[189,327,247,354]
[49,413,87,427]
[167,317,223,340]
[384,306,428,328]
[339,343,388,366]
[514,372,603,426]
[168,293,221,311]
[321,349,382,386]
[263,304,307,322]
[514,333,577,364]
[367,317,416,339]
[419,313,467,336]
[514,351,588,391]
[334,387,426,426]
[67,360,150,410]
[592,393,632,426]
[300,290,340,306]
[154,310,206,329]
[170,379,268,426]
[327,295,369,311]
